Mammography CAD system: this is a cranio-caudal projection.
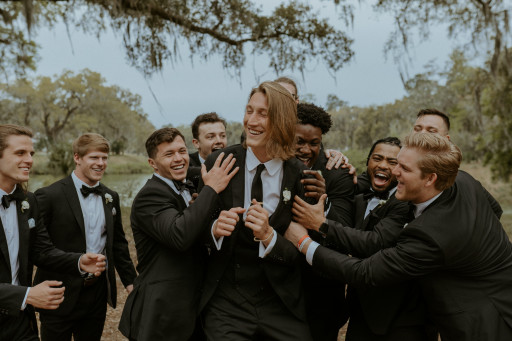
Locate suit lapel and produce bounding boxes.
[0,218,11,276]
[229,146,246,209]
[16,199,30,284]
[62,176,86,237]
[354,194,367,230]
[99,184,113,252]
[269,158,297,233]
[151,175,187,210]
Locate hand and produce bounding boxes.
[324,149,345,170]
[245,199,273,246]
[202,152,239,193]
[301,170,326,200]
[189,192,199,205]
[126,284,134,294]
[284,221,308,247]
[213,207,245,239]
[26,280,65,310]
[292,194,327,231]
[79,253,106,277]
[348,163,357,184]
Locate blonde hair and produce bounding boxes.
[72,133,110,157]
[245,81,297,160]
[403,132,462,191]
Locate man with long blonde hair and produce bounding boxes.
[200,81,313,340]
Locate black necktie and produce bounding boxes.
[251,164,265,203]
[363,189,390,201]
[173,179,196,194]
[80,185,102,198]
[407,202,416,222]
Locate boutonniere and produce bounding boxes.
[378,199,388,207]
[21,200,30,213]
[283,188,291,204]
[104,193,113,204]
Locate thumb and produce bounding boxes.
[200,163,207,177]
[45,280,62,287]
[230,207,246,214]
[319,194,327,206]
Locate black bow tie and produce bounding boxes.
[173,179,195,194]
[363,189,390,201]
[1,188,25,209]
[80,185,102,198]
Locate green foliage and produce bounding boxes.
[47,141,75,175]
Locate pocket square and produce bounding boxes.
[28,218,36,228]
[112,207,117,216]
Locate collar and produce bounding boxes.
[0,184,17,196]
[153,172,180,193]
[198,154,205,164]
[246,147,283,176]
[72,171,100,192]
[414,191,443,218]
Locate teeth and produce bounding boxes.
[249,129,262,135]
[172,165,184,170]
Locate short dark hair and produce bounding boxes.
[191,112,226,139]
[145,128,185,159]
[366,137,402,166]
[297,102,332,134]
[417,109,451,132]
[0,124,33,158]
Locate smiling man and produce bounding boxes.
[200,81,314,340]
[119,128,238,341]
[34,133,136,341]
[287,132,512,341]
[0,125,106,341]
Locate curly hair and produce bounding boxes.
[297,102,332,134]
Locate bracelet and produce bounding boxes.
[254,229,274,242]
[297,234,309,248]
[298,237,311,252]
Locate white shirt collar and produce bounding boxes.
[0,184,17,197]
[246,147,282,176]
[198,154,205,164]
[414,191,443,218]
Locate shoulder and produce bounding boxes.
[205,144,245,167]
[34,176,69,196]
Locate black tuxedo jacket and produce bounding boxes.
[0,191,81,328]
[33,176,136,316]
[187,151,202,188]
[119,175,219,340]
[313,171,512,340]
[199,144,309,320]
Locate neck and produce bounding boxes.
[412,189,442,205]
[0,182,16,193]
[73,170,98,187]
[251,146,272,163]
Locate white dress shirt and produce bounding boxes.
[364,187,398,219]
[71,172,106,255]
[213,147,284,257]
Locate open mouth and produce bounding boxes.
[373,172,390,187]
[172,164,185,170]
[296,155,311,165]
[248,129,263,136]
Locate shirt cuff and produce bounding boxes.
[258,230,277,258]
[211,219,224,250]
[305,241,320,265]
[21,288,30,310]
[324,200,331,217]
[78,255,86,275]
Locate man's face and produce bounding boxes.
[0,135,34,192]
[74,150,108,186]
[192,122,227,160]
[295,124,322,168]
[367,143,400,193]
[149,136,189,181]
[413,115,449,138]
[392,147,432,204]
[278,82,299,103]
[244,92,270,159]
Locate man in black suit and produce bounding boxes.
[119,127,238,341]
[294,102,354,340]
[200,81,313,340]
[34,133,137,341]
[0,124,106,341]
[188,112,228,188]
[287,132,512,341]
[294,136,433,340]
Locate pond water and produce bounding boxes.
[29,173,153,207]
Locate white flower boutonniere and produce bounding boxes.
[283,188,291,203]
[378,199,388,207]
[105,193,113,204]
[21,200,30,212]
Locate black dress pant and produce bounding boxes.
[0,310,39,341]
[40,274,108,341]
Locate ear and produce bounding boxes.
[445,134,450,140]
[425,173,438,188]
[73,153,80,165]
[192,138,200,149]
[148,158,158,172]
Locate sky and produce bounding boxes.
[34,1,452,129]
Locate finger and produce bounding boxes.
[229,207,246,214]
[291,206,304,218]
[220,153,234,170]
[223,155,236,172]
[293,195,308,207]
[213,152,225,168]
[45,280,63,287]
[200,163,207,177]
[325,158,334,170]
[319,194,328,206]
[334,156,343,169]
[303,170,323,181]
[227,166,239,179]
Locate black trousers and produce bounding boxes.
[39,274,108,341]
[0,310,39,341]
[204,288,312,341]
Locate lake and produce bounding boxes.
[29,173,153,207]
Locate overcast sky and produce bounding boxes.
[34,1,451,128]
